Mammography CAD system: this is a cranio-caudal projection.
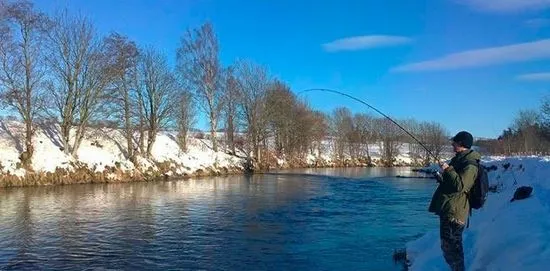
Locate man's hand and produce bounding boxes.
[440,162,449,171]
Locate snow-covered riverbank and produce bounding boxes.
[0,120,437,186]
[0,120,245,185]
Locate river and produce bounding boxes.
[0,167,438,270]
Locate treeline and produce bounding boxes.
[477,97,550,155]
[329,108,448,166]
[0,0,449,170]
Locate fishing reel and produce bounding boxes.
[434,171,443,183]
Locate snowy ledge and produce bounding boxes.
[406,156,550,270]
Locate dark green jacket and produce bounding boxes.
[429,150,481,223]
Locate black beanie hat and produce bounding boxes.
[452,131,473,149]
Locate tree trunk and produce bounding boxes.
[178,132,188,152]
[226,114,235,154]
[139,125,145,155]
[384,140,392,166]
[20,119,34,169]
[210,113,218,152]
[60,121,71,155]
[71,124,86,157]
[263,137,268,163]
[22,41,34,169]
[254,142,261,166]
[123,88,134,160]
[146,128,156,158]
[523,134,530,154]
[138,102,145,155]
[15,17,36,170]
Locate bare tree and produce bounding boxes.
[331,107,353,160]
[0,0,49,168]
[499,128,517,155]
[222,66,239,154]
[310,110,329,157]
[136,48,177,157]
[353,113,375,160]
[540,96,550,151]
[292,100,324,159]
[176,22,222,152]
[265,80,295,157]
[492,107,549,155]
[401,119,422,164]
[426,122,448,162]
[416,121,448,165]
[263,82,328,161]
[176,89,195,152]
[136,77,146,155]
[46,12,111,156]
[103,32,139,162]
[377,118,403,166]
[542,96,550,126]
[513,109,541,154]
[234,60,270,163]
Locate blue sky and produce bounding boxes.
[33,0,550,138]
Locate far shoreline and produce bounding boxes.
[0,162,430,188]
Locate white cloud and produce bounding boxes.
[393,39,550,72]
[517,72,550,81]
[460,0,550,12]
[322,35,412,52]
[525,18,550,27]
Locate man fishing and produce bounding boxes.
[429,131,481,271]
[301,89,485,270]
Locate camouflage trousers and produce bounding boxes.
[440,217,465,271]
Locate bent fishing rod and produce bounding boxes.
[298,88,440,163]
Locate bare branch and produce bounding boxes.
[45,10,111,156]
[0,0,50,167]
[234,59,271,163]
[176,22,222,152]
[137,47,178,157]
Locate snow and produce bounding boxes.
[407,156,550,271]
[32,130,73,172]
[0,120,26,175]
[0,120,244,178]
[76,128,135,172]
[151,132,243,175]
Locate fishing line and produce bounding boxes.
[298,88,440,162]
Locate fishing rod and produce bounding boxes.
[298,88,440,163]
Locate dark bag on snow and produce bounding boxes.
[510,186,533,202]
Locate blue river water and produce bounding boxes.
[0,167,438,270]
